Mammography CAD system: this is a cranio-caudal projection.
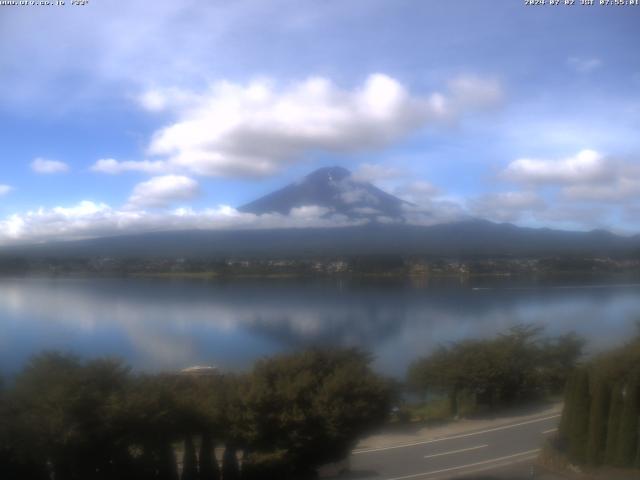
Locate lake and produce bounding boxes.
[1,276,639,378]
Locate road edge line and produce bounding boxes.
[353,414,560,455]
[384,449,540,480]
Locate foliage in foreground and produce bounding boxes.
[0,349,391,480]
[559,331,640,469]
[407,325,584,417]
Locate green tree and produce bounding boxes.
[115,374,190,480]
[221,445,240,480]
[182,436,198,480]
[605,382,624,465]
[199,432,220,480]
[157,440,179,480]
[10,353,132,480]
[409,326,579,417]
[408,345,467,416]
[241,349,391,479]
[615,374,640,467]
[567,368,590,464]
[1,348,393,479]
[0,373,49,480]
[560,330,640,469]
[539,332,585,394]
[240,450,290,480]
[586,372,610,465]
[558,372,574,446]
[491,325,544,404]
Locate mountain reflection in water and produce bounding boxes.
[1,276,639,377]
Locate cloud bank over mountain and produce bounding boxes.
[0,167,456,246]
[0,201,360,246]
[93,74,502,178]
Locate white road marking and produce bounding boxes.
[385,449,540,480]
[423,444,487,459]
[353,414,560,455]
[425,453,539,480]
[542,428,557,434]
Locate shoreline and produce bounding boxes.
[2,270,640,282]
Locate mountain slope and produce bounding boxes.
[2,221,637,259]
[239,166,411,220]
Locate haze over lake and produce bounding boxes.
[1,276,639,378]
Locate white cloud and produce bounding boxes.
[91,158,168,175]
[0,1,372,109]
[98,73,502,178]
[568,57,602,74]
[138,87,200,112]
[339,188,380,205]
[563,178,640,202]
[351,163,403,183]
[501,149,640,203]
[52,201,112,217]
[394,180,441,205]
[624,205,640,222]
[1,201,115,243]
[468,191,546,223]
[289,205,332,219]
[30,157,69,174]
[0,185,13,196]
[568,155,640,203]
[501,149,611,185]
[350,207,382,216]
[534,204,608,229]
[447,75,503,109]
[0,200,360,246]
[127,175,200,208]
[400,199,467,226]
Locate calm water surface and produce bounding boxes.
[1,276,639,378]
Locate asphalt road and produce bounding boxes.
[344,413,561,480]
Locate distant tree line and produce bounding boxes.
[407,326,584,417]
[559,329,640,469]
[0,349,391,480]
[2,253,639,278]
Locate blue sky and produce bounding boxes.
[0,0,639,244]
